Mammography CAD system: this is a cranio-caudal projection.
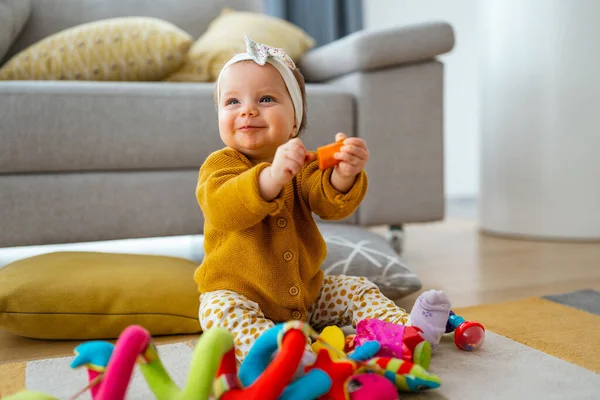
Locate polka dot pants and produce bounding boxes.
[198,275,409,364]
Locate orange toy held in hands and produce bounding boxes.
[317,140,344,170]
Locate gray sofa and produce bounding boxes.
[0,0,454,257]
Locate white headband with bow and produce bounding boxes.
[216,35,303,130]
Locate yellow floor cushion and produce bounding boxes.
[166,8,315,82]
[0,251,201,340]
[0,17,193,81]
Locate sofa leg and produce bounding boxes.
[386,224,404,255]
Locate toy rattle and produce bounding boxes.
[445,310,486,351]
[317,140,344,170]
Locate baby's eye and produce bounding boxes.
[260,96,274,103]
[226,98,239,105]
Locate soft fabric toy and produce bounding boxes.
[3,323,309,400]
[4,325,157,400]
[354,319,432,369]
[281,340,441,399]
[234,321,315,399]
[346,374,399,400]
[363,356,441,393]
[311,325,346,360]
[243,323,403,400]
[347,341,441,393]
[344,334,358,353]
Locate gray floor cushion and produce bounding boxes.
[318,223,422,300]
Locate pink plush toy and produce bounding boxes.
[346,374,399,400]
[354,319,432,368]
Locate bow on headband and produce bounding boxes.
[243,35,296,70]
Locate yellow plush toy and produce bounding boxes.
[311,326,347,360]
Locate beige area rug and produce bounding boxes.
[2,290,600,399]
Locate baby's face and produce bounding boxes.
[217,61,296,164]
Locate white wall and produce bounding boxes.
[364,0,480,198]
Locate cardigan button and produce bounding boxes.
[289,286,299,296]
[292,310,302,320]
[283,251,294,261]
[277,218,287,228]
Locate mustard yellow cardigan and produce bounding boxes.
[194,147,368,322]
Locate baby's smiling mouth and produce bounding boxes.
[237,125,266,132]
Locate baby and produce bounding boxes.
[194,36,451,363]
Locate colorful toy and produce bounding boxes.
[3,323,309,400]
[344,334,357,353]
[4,326,156,400]
[311,325,347,360]
[281,341,441,398]
[354,319,432,369]
[317,140,344,170]
[346,374,399,400]
[347,340,441,392]
[237,321,321,399]
[2,318,450,400]
[445,310,486,351]
[239,321,441,399]
[363,356,441,393]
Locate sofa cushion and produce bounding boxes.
[0,0,31,61]
[166,8,315,82]
[0,17,192,81]
[0,251,201,339]
[3,0,264,61]
[318,223,422,299]
[0,82,354,174]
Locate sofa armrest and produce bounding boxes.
[327,62,446,226]
[299,22,454,83]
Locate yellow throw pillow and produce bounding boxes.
[166,8,315,83]
[0,252,201,339]
[0,17,193,81]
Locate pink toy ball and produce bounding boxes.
[454,321,485,351]
[346,373,399,400]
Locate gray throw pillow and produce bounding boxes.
[318,223,422,300]
[0,0,32,61]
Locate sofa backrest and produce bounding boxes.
[5,0,263,60]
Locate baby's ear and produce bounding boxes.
[290,128,298,138]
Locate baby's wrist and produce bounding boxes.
[267,165,286,187]
[259,166,285,201]
[333,169,359,181]
[331,169,358,193]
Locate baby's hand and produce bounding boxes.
[270,138,316,186]
[333,133,369,178]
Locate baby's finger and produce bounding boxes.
[334,151,361,167]
[284,153,304,171]
[290,141,308,158]
[285,145,305,162]
[289,138,307,151]
[335,132,347,142]
[341,144,369,160]
[288,137,304,147]
[342,137,367,147]
[305,152,317,163]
